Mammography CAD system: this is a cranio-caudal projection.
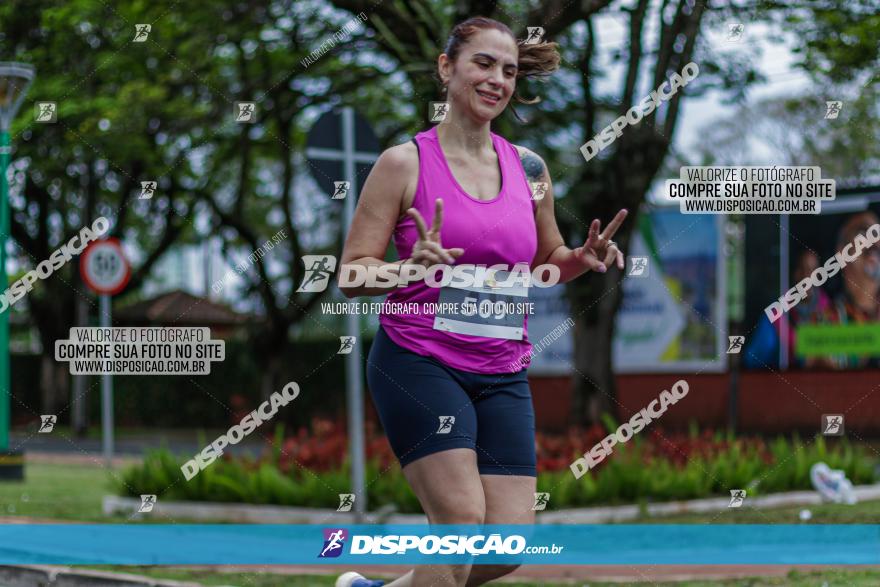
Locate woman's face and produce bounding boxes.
[440,28,519,122]
[861,247,880,283]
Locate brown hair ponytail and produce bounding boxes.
[438,17,561,121]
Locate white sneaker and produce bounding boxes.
[335,571,386,587]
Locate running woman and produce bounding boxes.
[336,16,626,587]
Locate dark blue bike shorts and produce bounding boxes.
[366,325,536,477]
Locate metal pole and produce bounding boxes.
[342,107,366,521]
[728,329,740,432]
[0,129,11,452]
[203,237,212,298]
[72,294,88,436]
[100,294,114,467]
[726,217,739,433]
[779,215,790,370]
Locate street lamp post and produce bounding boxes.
[0,62,35,480]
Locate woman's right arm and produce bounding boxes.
[338,143,464,298]
[337,144,416,298]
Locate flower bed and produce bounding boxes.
[118,419,877,512]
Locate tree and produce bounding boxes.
[692,85,880,180]
[1,0,203,413]
[171,0,391,398]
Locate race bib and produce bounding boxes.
[433,269,528,340]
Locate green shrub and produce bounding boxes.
[118,433,877,513]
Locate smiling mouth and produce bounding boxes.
[476,90,501,104]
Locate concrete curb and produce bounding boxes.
[102,495,427,524]
[104,483,880,524]
[539,483,880,523]
[0,565,216,587]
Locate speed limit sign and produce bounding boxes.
[80,238,131,295]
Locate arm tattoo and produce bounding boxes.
[519,149,546,182]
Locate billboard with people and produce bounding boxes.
[744,196,880,370]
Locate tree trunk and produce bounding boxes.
[39,354,69,418]
[32,285,74,418]
[259,351,281,402]
[568,128,666,426]
[568,266,624,426]
[257,325,288,402]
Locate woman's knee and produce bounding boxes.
[428,501,485,525]
[404,450,486,525]
[466,563,521,586]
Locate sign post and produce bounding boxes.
[80,238,130,467]
[306,108,379,521]
[0,62,35,480]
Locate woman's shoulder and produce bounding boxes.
[375,139,420,176]
[369,140,421,215]
[510,143,548,183]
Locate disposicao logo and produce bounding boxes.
[319,528,348,558]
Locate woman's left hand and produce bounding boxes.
[573,209,628,273]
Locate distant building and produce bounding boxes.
[115,290,249,339]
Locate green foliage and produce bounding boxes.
[692,86,880,181]
[598,412,617,435]
[771,0,880,82]
[119,435,877,513]
[118,447,418,511]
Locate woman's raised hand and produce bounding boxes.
[406,198,465,267]
[574,209,628,273]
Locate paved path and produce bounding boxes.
[177,563,876,583]
[6,513,869,583]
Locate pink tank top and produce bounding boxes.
[378,126,538,374]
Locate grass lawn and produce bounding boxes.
[632,498,880,524]
[84,566,880,586]
[0,461,117,521]
[0,461,242,523]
